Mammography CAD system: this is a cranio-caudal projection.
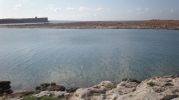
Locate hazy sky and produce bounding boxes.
[0,0,179,20]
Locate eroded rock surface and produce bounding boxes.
[69,76,179,100]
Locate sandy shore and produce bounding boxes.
[1,75,179,100]
[0,20,179,30]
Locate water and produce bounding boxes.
[0,29,179,90]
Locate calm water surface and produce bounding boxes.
[0,29,179,90]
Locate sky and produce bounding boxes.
[0,0,179,21]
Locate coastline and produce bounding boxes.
[1,75,179,100]
[0,20,179,30]
[0,21,179,100]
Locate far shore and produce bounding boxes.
[0,20,179,30]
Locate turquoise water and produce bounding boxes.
[0,29,179,90]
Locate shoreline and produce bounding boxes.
[0,20,179,30]
[1,75,179,100]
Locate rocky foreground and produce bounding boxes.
[0,76,179,100]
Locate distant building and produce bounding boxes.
[0,17,48,24]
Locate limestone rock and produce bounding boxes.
[2,76,179,100]
[71,81,115,100]
[70,77,179,100]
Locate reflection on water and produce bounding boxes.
[0,29,179,90]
